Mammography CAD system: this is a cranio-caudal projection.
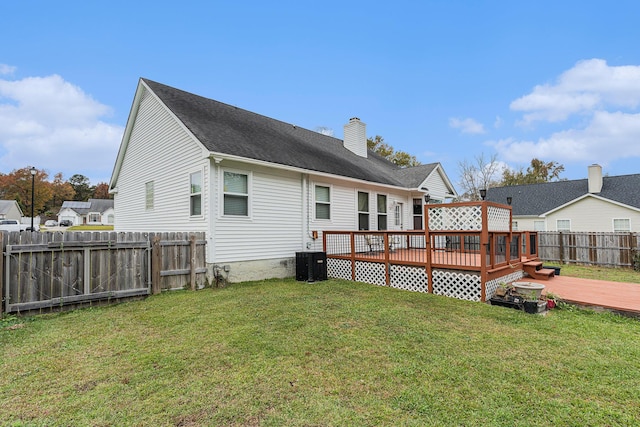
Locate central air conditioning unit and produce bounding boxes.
[295,251,327,282]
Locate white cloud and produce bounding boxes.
[0,64,16,75]
[0,73,123,183]
[492,111,640,164]
[494,116,503,129]
[510,59,640,125]
[449,117,485,134]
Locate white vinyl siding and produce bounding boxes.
[113,87,208,232]
[534,220,546,231]
[215,165,302,263]
[545,197,640,232]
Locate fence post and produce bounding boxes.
[190,234,197,291]
[558,232,564,264]
[151,235,161,294]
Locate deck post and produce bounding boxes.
[480,202,489,302]
[350,232,356,281]
[424,205,433,294]
[383,232,390,286]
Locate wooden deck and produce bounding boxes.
[527,276,640,317]
[347,248,482,267]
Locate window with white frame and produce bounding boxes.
[512,221,518,231]
[223,171,249,216]
[613,218,630,232]
[315,185,330,220]
[145,181,154,210]
[413,198,423,229]
[89,213,101,223]
[377,194,387,230]
[534,220,546,231]
[556,219,571,231]
[395,203,402,227]
[358,191,369,230]
[190,171,202,216]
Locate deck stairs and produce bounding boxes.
[524,261,555,280]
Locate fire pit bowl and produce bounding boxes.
[513,282,545,300]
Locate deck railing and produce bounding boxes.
[322,201,540,302]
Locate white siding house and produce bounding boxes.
[58,199,115,226]
[486,165,640,232]
[110,79,458,282]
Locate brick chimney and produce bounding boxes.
[343,117,367,158]
[588,164,603,193]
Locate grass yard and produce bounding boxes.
[2,279,640,426]
[544,263,640,283]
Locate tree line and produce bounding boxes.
[0,167,111,218]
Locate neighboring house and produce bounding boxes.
[0,200,24,221]
[486,164,640,232]
[58,199,115,226]
[109,78,458,282]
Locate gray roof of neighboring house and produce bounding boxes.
[61,199,114,215]
[142,79,441,189]
[485,174,640,216]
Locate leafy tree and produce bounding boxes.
[46,173,75,215]
[457,153,503,201]
[93,182,113,199]
[68,174,94,201]
[501,159,565,185]
[367,135,421,167]
[0,167,53,216]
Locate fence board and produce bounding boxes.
[1,231,207,313]
[539,232,640,268]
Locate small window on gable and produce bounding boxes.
[315,185,330,220]
[190,171,202,216]
[557,219,570,232]
[358,191,369,230]
[223,171,249,216]
[145,181,154,210]
[613,218,630,232]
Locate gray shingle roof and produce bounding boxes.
[142,79,437,189]
[0,200,19,215]
[485,174,640,215]
[61,199,113,214]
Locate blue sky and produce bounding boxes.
[2,1,640,189]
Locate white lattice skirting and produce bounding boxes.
[328,259,513,303]
[432,269,482,301]
[327,258,352,281]
[390,265,429,293]
[485,270,525,300]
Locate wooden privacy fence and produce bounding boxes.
[538,232,640,268]
[1,231,207,314]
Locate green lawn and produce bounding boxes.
[544,263,640,283]
[2,278,639,426]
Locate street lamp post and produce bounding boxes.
[30,167,36,232]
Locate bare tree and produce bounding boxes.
[457,153,503,201]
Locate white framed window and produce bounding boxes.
[223,170,249,216]
[556,219,571,232]
[512,221,518,231]
[534,220,546,231]
[145,181,154,210]
[190,171,202,216]
[315,185,331,220]
[377,194,387,230]
[613,218,630,232]
[413,198,423,230]
[394,203,403,227]
[107,214,114,224]
[358,191,369,230]
[89,213,101,223]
